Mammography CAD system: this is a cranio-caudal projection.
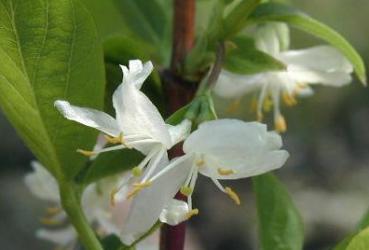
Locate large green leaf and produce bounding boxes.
[224,36,286,74]
[249,3,367,85]
[0,0,105,179]
[80,0,131,40]
[253,174,304,250]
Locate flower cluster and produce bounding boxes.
[27,20,354,249]
[214,22,353,132]
[46,58,287,246]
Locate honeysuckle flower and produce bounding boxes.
[55,59,192,200]
[25,161,124,249]
[214,22,354,132]
[120,119,289,244]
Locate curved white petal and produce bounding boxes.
[167,119,192,147]
[280,46,353,73]
[24,161,60,202]
[255,22,287,56]
[183,119,288,180]
[159,199,189,226]
[36,226,76,245]
[55,100,120,137]
[113,82,171,148]
[120,60,154,89]
[287,65,352,86]
[214,70,263,99]
[119,155,193,245]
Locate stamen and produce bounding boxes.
[104,134,123,144]
[180,186,193,197]
[126,181,152,199]
[185,208,199,220]
[217,168,235,176]
[226,98,241,114]
[225,187,241,205]
[76,149,96,157]
[196,159,205,167]
[263,96,273,112]
[40,217,62,226]
[282,92,297,106]
[110,187,118,206]
[275,114,287,133]
[131,166,142,177]
[46,207,62,216]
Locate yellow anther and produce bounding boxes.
[196,159,205,167]
[275,114,287,133]
[180,186,193,197]
[131,167,142,177]
[226,98,241,114]
[282,92,297,106]
[263,96,273,112]
[250,97,258,113]
[257,111,263,122]
[126,181,152,199]
[46,207,62,216]
[110,188,118,207]
[225,187,241,205]
[104,134,123,144]
[40,217,62,226]
[76,149,96,157]
[185,209,199,220]
[217,168,235,176]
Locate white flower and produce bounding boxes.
[25,161,123,248]
[119,119,289,244]
[214,22,354,132]
[55,59,191,200]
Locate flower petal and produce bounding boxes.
[280,46,353,73]
[167,119,192,147]
[183,119,288,180]
[24,161,60,202]
[36,226,76,245]
[159,199,189,226]
[113,82,171,148]
[280,46,353,86]
[214,70,263,98]
[120,60,154,89]
[255,22,288,56]
[55,100,120,137]
[119,155,193,245]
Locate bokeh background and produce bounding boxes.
[1,0,369,249]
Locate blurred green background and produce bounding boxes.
[1,1,368,249]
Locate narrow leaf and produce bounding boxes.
[249,3,367,85]
[223,0,262,38]
[253,174,304,250]
[224,36,286,74]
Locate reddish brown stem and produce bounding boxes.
[160,0,196,250]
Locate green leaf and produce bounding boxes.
[80,0,131,40]
[76,149,144,185]
[333,208,369,250]
[223,0,262,38]
[249,2,367,85]
[346,227,369,250]
[112,0,171,64]
[253,174,304,250]
[224,36,286,74]
[0,0,105,179]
